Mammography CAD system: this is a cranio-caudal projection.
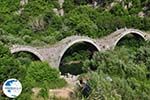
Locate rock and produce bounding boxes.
[32,87,41,96]
[32,87,75,100]
[49,88,75,100]
[138,11,145,18]
[128,2,132,8]
[16,8,24,15]
[93,1,98,8]
[30,17,46,32]
[115,0,122,2]
[61,74,79,87]
[106,76,113,82]
[20,0,28,7]
[59,9,64,16]
[58,0,64,8]
[124,5,127,9]
[53,8,59,16]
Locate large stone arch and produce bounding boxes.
[10,45,45,61]
[57,38,100,68]
[112,29,148,49]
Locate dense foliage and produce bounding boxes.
[25,61,66,89]
[18,62,66,100]
[83,43,150,99]
[0,43,25,82]
[0,0,150,99]
[0,0,150,46]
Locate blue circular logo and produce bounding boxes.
[2,79,22,98]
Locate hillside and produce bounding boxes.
[0,0,150,100]
[0,0,150,46]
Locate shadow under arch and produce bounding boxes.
[11,47,44,61]
[113,30,147,49]
[58,39,100,75]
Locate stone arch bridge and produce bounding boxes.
[10,28,150,68]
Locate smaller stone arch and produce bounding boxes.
[10,45,45,61]
[58,38,100,67]
[113,29,147,49]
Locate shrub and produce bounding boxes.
[25,61,67,89]
[0,43,26,82]
[81,44,150,99]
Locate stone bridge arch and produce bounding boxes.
[9,28,150,69]
[100,28,149,50]
[113,29,148,48]
[10,45,45,61]
[55,36,100,68]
